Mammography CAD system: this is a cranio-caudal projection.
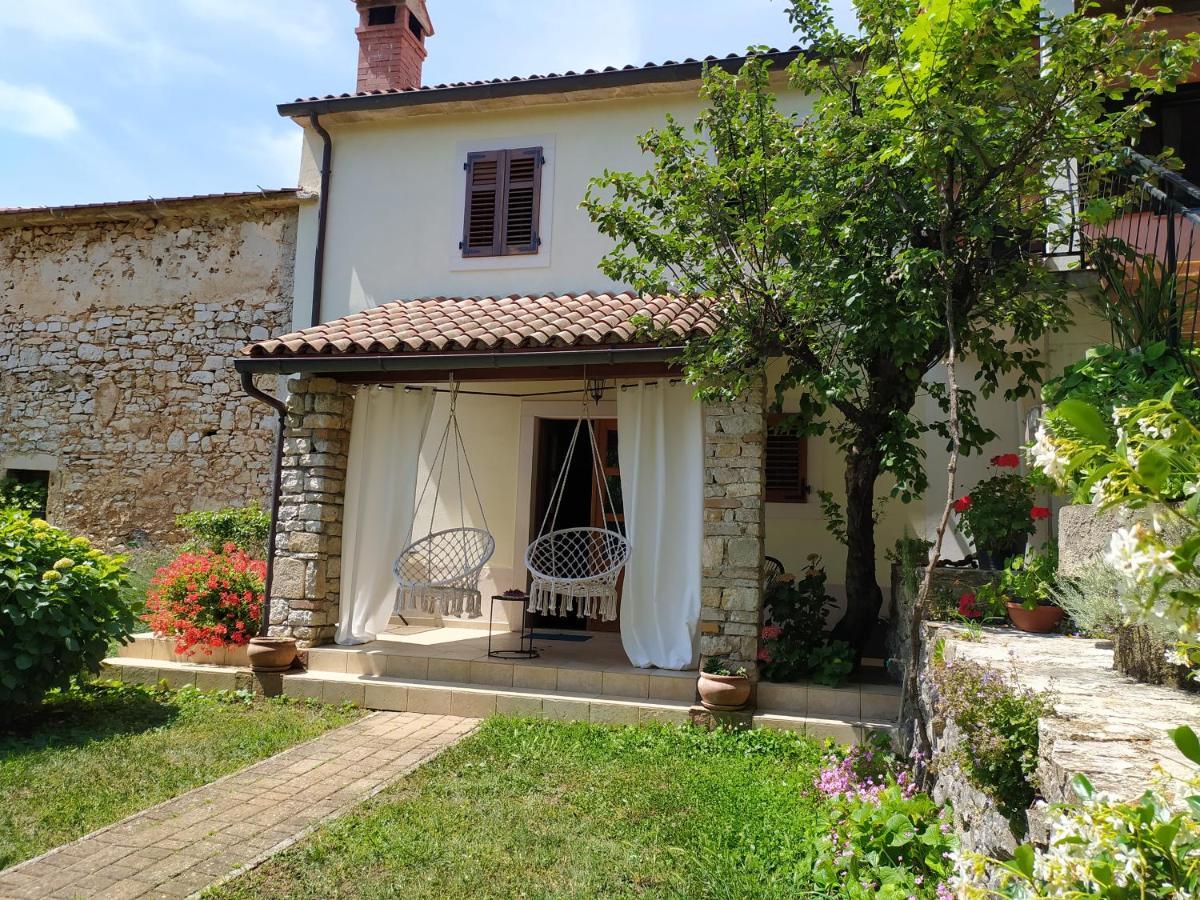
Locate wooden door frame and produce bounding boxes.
[511,400,617,588]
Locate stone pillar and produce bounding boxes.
[269,376,354,647]
[700,384,766,678]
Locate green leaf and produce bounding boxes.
[1171,725,1200,767]
[14,654,33,670]
[1009,843,1036,879]
[1137,447,1170,493]
[1071,773,1095,801]
[1054,399,1110,444]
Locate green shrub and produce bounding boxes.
[759,558,853,685]
[176,505,270,557]
[0,478,47,516]
[0,511,136,709]
[931,658,1053,826]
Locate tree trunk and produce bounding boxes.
[833,446,885,650]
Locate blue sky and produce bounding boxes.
[0,1,852,209]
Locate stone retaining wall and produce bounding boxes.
[911,624,1200,858]
[0,199,298,546]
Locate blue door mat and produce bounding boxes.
[530,632,593,642]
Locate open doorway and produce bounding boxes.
[528,417,623,631]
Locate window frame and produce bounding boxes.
[764,413,809,504]
[460,146,545,259]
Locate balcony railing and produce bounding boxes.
[1074,151,1200,344]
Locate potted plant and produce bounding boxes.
[698,657,752,710]
[954,455,1046,569]
[142,543,299,669]
[976,550,1065,633]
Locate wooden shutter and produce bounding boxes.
[765,415,808,503]
[500,147,542,255]
[461,147,543,258]
[462,150,503,257]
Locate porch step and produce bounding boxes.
[305,643,698,704]
[100,657,890,741]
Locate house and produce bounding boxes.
[0,192,301,545]
[98,0,1196,722]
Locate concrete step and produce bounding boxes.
[306,643,698,704]
[101,657,888,740]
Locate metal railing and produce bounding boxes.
[1074,151,1200,346]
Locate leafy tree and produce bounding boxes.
[584,0,1198,649]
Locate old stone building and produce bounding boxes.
[0,191,302,547]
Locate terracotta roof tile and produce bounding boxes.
[242,293,715,359]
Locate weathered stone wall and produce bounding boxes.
[701,385,767,677]
[0,201,298,547]
[911,624,1200,859]
[269,376,353,647]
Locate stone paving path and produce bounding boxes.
[0,712,477,900]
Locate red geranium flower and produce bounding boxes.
[953,496,972,513]
[990,453,1021,469]
[958,592,982,620]
[1030,506,1051,521]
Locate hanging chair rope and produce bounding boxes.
[525,383,631,622]
[394,381,495,619]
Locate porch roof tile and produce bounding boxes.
[242,293,715,358]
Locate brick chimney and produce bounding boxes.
[352,1,434,93]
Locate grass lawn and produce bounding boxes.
[209,718,832,899]
[0,681,363,869]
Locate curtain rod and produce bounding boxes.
[396,379,683,399]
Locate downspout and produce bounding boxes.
[240,369,289,637]
[309,113,333,328]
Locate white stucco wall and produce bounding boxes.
[289,84,814,326]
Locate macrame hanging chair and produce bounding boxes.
[524,390,631,623]
[393,383,495,619]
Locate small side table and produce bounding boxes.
[487,591,538,660]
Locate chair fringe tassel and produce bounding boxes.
[397,585,483,619]
[528,583,619,622]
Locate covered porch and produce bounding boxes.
[237,293,770,690]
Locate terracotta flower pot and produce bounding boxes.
[1006,602,1065,634]
[697,671,752,711]
[246,636,298,673]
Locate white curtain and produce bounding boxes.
[336,386,434,645]
[617,380,703,670]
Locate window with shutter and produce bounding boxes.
[461,147,543,258]
[765,415,809,503]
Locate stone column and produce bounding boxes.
[700,383,766,678]
[269,375,354,647]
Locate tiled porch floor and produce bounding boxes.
[305,625,699,704]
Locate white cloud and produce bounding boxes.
[0,1,120,44]
[179,0,339,50]
[0,82,80,140]
[240,125,304,186]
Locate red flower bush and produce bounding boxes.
[1030,506,1052,521]
[953,496,972,513]
[990,453,1021,468]
[142,543,266,655]
[958,592,982,620]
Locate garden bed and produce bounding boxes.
[0,681,362,869]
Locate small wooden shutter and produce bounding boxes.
[461,147,543,258]
[765,415,808,503]
[501,147,542,255]
[462,150,503,257]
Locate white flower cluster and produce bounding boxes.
[1029,425,1070,486]
[1104,522,1179,587]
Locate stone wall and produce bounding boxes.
[911,624,1200,858]
[269,376,353,647]
[700,385,767,677]
[0,197,299,547]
